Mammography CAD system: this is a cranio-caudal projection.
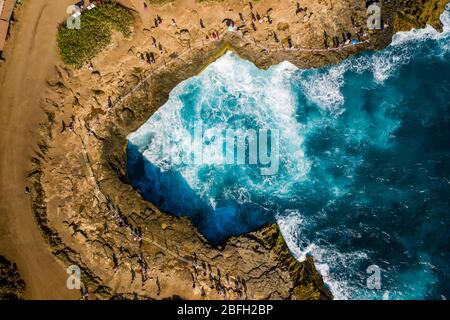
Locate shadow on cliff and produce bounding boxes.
[126,141,272,245]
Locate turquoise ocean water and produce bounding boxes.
[127,8,450,299]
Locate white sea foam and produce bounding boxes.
[369,7,450,81]
[276,210,371,300]
[128,8,450,299]
[295,6,450,109]
[297,65,346,114]
[392,6,450,46]
[129,51,311,203]
[276,8,450,300]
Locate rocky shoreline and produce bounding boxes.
[25,0,447,299]
[0,255,25,300]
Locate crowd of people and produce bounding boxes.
[76,1,373,299]
[131,0,369,70]
[190,253,249,299]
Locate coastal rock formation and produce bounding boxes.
[30,37,337,299]
[25,0,447,300]
[392,0,448,32]
[0,255,26,300]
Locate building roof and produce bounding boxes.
[0,0,16,22]
[0,19,8,51]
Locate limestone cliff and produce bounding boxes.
[25,0,448,300]
[391,0,448,32]
[0,255,25,300]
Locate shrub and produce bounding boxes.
[57,2,134,68]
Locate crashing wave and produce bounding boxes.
[128,7,450,300]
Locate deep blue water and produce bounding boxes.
[127,9,450,299]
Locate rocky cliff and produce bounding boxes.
[392,0,448,32]
[0,255,25,300]
[25,0,448,300]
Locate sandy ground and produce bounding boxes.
[0,0,80,299]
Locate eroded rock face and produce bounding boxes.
[391,0,448,32]
[0,255,25,300]
[30,38,338,300]
[27,0,447,300]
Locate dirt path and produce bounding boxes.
[0,0,80,299]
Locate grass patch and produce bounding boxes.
[57,2,134,68]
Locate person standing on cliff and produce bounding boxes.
[156,276,161,296]
[130,266,136,283]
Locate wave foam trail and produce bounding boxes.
[277,211,368,300]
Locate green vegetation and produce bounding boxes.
[57,2,134,68]
[0,255,25,300]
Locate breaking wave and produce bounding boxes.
[127,8,450,299]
